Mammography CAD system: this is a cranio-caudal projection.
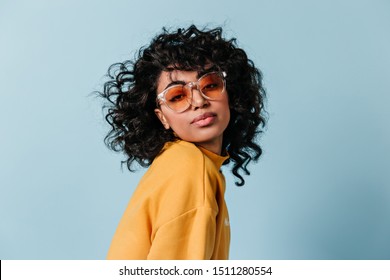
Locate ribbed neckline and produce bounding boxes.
[164,140,230,169]
[196,144,229,169]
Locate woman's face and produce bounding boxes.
[154,69,230,155]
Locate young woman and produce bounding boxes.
[100,25,266,259]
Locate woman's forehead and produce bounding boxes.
[159,63,216,80]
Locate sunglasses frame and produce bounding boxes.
[156,71,227,113]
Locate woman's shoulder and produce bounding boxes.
[128,140,225,225]
[139,140,206,190]
[136,141,219,218]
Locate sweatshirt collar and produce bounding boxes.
[197,145,229,169]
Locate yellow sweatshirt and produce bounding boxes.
[106,140,230,260]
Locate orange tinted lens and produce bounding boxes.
[165,86,189,111]
[199,73,224,99]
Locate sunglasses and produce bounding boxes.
[156,71,227,113]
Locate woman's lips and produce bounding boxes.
[191,112,217,127]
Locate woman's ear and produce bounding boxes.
[154,109,170,130]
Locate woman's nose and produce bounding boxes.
[189,88,209,109]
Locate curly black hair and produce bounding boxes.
[100,25,267,186]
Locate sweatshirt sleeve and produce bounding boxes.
[147,206,217,260]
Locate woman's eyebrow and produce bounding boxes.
[164,80,185,90]
[162,65,219,90]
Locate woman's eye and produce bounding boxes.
[203,83,218,91]
[169,93,186,102]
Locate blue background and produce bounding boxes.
[1,0,389,259]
